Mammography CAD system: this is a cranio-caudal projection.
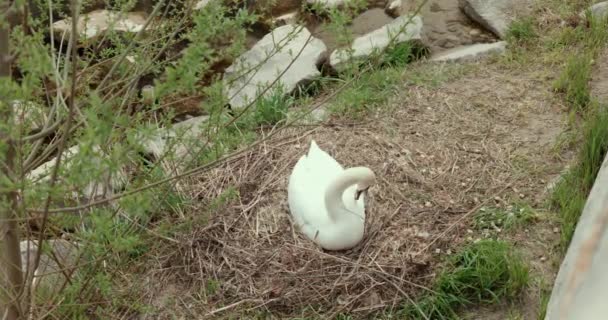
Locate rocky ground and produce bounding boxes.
[13,0,608,318]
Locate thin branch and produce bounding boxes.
[25,0,80,312]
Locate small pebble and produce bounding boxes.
[435,248,441,254]
[519,193,526,198]
[553,227,559,233]
[540,256,547,262]
[416,231,430,239]
[469,28,481,36]
[446,249,452,255]
[425,201,432,207]
[467,229,473,234]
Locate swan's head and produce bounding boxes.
[352,167,376,200]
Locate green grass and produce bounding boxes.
[551,107,608,249]
[507,17,538,44]
[537,279,552,320]
[400,240,530,320]
[553,51,593,111]
[474,204,537,232]
[328,67,402,118]
[549,0,608,250]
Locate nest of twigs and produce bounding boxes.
[142,64,566,318]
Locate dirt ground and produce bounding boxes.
[137,57,572,319]
[310,0,500,55]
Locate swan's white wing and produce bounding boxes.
[307,140,344,173]
[288,140,343,228]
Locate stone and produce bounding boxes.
[307,0,350,9]
[20,239,79,292]
[224,24,327,110]
[141,85,156,105]
[27,145,128,200]
[459,0,517,39]
[52,10,149,40]
[194,0,212,10]
[350,8,394,36]
[386,0,402,18]
[273,11,299,26]
[579,1,608,20]
[246,0,303,16]
[430,41,506,62]
[469,28,481,36]
[11,100,48,134]
[139,115,210,175]
[329,15,423,71]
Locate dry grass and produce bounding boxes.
[137,62,569,319]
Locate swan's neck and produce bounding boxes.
[324,168,364,222]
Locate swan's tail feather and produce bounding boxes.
[309,139,320,156]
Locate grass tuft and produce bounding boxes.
[551,107,608,249]
[401,240,529,319]
[507,17,538,44]
[474,204,537,232]
[553,51,593,111]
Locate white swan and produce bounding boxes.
[288,140,376,251]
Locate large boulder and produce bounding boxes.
[51,10,149,41]
[329,14,423,71]
[459,0,520,39]
[224,24,327,110]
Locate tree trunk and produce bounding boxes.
[0,1,24,319]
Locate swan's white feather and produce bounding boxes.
[288,140,366,250]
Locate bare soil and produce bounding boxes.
[139,59,571,319]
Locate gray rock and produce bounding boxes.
[459,0,516,39]
[385,0,402,18]
[307,0,350,9]
[329,14,423,71]
[224,24,327,110]
[27,145,128,200]
[52,10,149,40]
[20,239,79,292]
[273,11,299,26]
[431,41,506,62]
[139,115,210,175]
[194,0,212,10]
[11,100,48,134]
[579,1,608,20]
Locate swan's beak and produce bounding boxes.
[355,187,369,200]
